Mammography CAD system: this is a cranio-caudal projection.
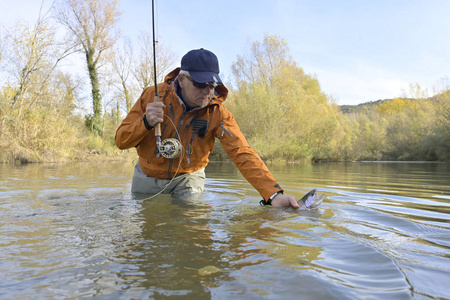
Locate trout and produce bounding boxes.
[298,189,324,210]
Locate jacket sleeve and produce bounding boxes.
[115,87,154,150]
[215,107,283,201]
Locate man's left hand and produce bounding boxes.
[271,194,300,209]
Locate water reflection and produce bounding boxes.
[1,161,449,299]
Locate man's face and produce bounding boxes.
[179,74,215,109]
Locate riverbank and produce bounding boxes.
[0,146,136,164]
[2,146,447,165]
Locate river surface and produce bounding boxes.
[0,161,449,299]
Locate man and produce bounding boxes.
[115,48,299,208]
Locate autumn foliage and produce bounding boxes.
[1,6,449,163]
[221,34,450,162]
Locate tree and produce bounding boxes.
[229,34,338,161]
[0,27,5,66]
[54,0,121,135]
[0,9,86,162]
[431,77,450,160]
[4,11,72,115]
[107,34,177,123]
[109,38,137,113]
[133,32,177,91]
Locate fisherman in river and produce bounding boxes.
[115,48,299,208]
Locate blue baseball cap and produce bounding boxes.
[181,48,222,84]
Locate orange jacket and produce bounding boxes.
[115,68,283,201]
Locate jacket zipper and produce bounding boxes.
[221,122,231,136]
[184,113,198,138]
[170,104,175,124]
[186,132,195,164]
[167,107,186,179]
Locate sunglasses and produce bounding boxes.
[184,75,219,89]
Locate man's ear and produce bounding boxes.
[178,74,185,87]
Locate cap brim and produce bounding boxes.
[189,71,222,84]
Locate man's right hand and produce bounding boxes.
[146,102,166,127]
[271,193,300,209]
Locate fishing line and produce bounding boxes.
[138,113,185,201]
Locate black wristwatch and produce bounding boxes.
[259,191,282,206]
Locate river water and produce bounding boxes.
[0,161,449,299]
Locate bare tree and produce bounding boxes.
[0,28,5,66]
[5,5,74,117]
[54,0,121,135]
[133,32,177,91]
[109,38,137,113]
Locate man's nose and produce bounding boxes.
[202,86,214,93]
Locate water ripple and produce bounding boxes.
[1,161,450,299]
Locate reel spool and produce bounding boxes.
[158,138,182,159]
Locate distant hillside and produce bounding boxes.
[339,98,416,113]
[339,99,389,114]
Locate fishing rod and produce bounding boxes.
[152,0,162,157]
[151,0,182,159]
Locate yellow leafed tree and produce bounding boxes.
[227,34,339,162]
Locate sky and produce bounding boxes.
[1,0,449,105]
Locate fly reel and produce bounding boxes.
[158,138,182,159]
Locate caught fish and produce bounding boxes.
[298,189,324,210]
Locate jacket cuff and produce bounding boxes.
[260,189,284,206]
[142,114,153,130]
